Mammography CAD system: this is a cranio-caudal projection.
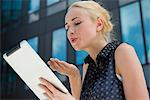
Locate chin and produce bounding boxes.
[74,48,81,51]
[73,45,85,51]
[71,43,86,51]
[72,45,80,51]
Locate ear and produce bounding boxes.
[96,18,103,32]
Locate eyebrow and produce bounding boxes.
[65,17,80,26]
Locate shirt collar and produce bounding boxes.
[84,41,120,65]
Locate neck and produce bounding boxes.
[85,40,108,63]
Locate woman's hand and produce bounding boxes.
[39,77,75,100]
[47,58,82,100]
[47,58,80,78]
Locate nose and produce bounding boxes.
[67,27,75,37]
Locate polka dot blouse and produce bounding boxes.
[80,41,125,100]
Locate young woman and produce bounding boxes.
[39,1,149,100]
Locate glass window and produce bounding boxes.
[28,0,39,23]
[68,0,80,6]
[28,11,39,23]
[76,50,88,65]
[2,0,22,24]
[1,0,22,24]
[141,0,150,63]
[120,2,146,64]
[1,11,11,25]
[27,37,39,52]
[11,0,22,20]
[119,0,136,6]
[47,0,66,16]
[76,51,88,76]
[47,0,59,6]
[28,0,40,14]
[12,0,22,10]
[2,0,12,10]
[52,28,67,61]
[11,11,21,20]
[52,28,67,82]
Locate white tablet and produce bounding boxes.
[3,40,69,100]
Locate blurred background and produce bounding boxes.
[0,0,150,99]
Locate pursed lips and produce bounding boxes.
[70,38,78,44]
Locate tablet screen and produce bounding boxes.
[3,40,69,99]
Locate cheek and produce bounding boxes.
[78,28,97,50]
[79,24,97,41]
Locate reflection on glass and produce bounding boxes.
[12,0,22,20]
[1,0,22,24]
[141,0,150,63]
[47,0,59,6]
[52,28,67,61]
[28,11,39,23]
[68,0,80,6]
[120,2,146,64]
[27,37,39,52]
[46,0,66,16]
[12,0,22,10]
[52,28,67,82]
[76,50,88,65]
[28,0,40,14]
[2,0,11,10]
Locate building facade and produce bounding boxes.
[1,0,150,99]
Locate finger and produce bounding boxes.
[51,58,63,72]
[59,61,72,69]
[38,84,54,99]
[48,59,61,71]
[51,58,61,68]
[54,59,70,69]
[39,77,59,94]
[43,92,53,100]
[47,61,57,71]
[54,59,65,70]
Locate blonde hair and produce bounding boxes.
[67,1,113,42]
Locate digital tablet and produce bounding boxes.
[3,40,69,99]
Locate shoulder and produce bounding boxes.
[114,43,141,75]
[114,43,137,63]
[115,42,135,57]
[114,43,149,99]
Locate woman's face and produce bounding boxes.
[65,7,99,51]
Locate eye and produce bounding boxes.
[74,21,81,26]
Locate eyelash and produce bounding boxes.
[65,21,82,31]
[74,21,81,26]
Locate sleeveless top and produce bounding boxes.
[80,41,125,100]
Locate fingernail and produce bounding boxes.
[47,61,50,65]
[60,61,64,63]
[50,58,54,61]
[55,58,59,61]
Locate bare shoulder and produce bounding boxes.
[115,43,135,57]
[114,43,149,99]
[114,43,141,75]
[115,43,138,64]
